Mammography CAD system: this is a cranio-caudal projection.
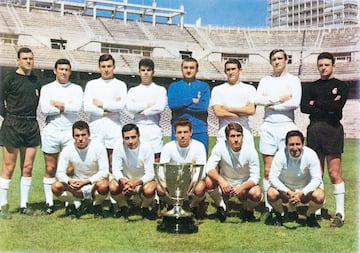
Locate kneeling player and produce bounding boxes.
[109,124,157,219]
[52,121,109,218]
[267,130,325,227]
[205,122,262,222]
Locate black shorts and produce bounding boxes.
[306,121,344,155]
[1,116,40,148]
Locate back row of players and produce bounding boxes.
[0,48,348,228]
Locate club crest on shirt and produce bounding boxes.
[332,88,338,95]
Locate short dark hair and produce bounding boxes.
[225,122,243,138]
[17,47,33,59]
[122,123,140,137]
[285,130,304,145]
[317,52,335,64]
[138,58,155,71]
[98,54,115,66]
[181,57,199,69]
[174,118,192,132]
[72,120,90,136]
[224,59,241,71]
[269,48,287,61]
[54,58,71,69]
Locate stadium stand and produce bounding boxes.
[0,2,359,138]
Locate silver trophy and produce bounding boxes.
[154,163,204,233]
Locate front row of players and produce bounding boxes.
[8,118,324,228]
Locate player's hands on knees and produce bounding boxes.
[68,179,84,190]
[219,178,232,195]
[231,185,247,197]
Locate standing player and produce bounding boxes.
[126,58,167,162]
[110,123,157,219]
[254,49,301,213]
[168,57,210,153]
[301,52,348,227]
[210,59,256,148]
[84,53,127,171]
[205,122,261,223]
[39,58,83,214]
[267,130,325,228]
[52,121,109,218]
[0,47,41,218]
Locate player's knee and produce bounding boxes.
[96,180,109,195]
[52,181,64,196]
[205,176,216,190]
[267,187,279,201]
[249,188,262,201]
[109,180,120,194]
[312,189,325,204]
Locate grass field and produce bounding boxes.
[0,137,358,253]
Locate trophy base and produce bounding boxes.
[157,215,198,234]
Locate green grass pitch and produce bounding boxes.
[0,137,358,252]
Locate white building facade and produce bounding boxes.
[268,0,359,28]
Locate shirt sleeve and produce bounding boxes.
[112,144,126,181]
[273,76,301,111]
[313,82,348,113]
[83,82,105,116]
[141,146,155,184]
[205,144,222,174]
[56,148,71,184]
[254,78,278,106]
[167,82,193,110]
[63,86,83,113]
[247,148,260,185]
[126,87,147,113]
[185,82,210,112]
[143,86,167,116]
[102,82,127,112]
[39,84,61,116]
[301,149,323,195]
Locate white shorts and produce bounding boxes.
[41,125,73,154]
[216,125,255,149]
[138,124,163,153]
[89,118,122,149]
[259,121,297,155]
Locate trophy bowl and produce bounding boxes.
[154,162,204,233]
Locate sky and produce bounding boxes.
[114,0,268,27]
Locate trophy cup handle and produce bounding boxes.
[153,163,169,198]
[187,164,204,196]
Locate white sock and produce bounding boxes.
[74,200,81,209]
[208,187,226,211]
[110,196,117,204]
[20,177,32,208]
[154,192,159,204]
[43,177,56,206]
[263,179,272,210]
[333,182,345,220]
[0,177,11,206]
